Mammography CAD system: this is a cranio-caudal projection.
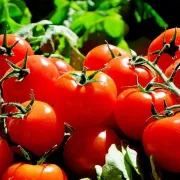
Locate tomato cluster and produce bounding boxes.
[1,27,180,179]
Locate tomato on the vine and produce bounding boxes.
[0,34,34,79]
[49,57,74,75]
[1,163,68,180]
[83,44,130,70]
[114,87,177,140]
[0,137,14,178]
[6,100,64,156]
[55,70,117,129]
[148,28,180,72]
[143,112,180,172]
[103,55,157,95]
[63,126,121,179]
[2,55,60,109]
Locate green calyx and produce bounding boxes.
[150,28,180,59]
[0,50,30,85]
[0,28,19,56]
[70,67,104,86]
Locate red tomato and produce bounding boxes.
[2,55,59,109]
[63,126,121,178]
[83,44,130,70]
[0,34,34,79]
[49,57,74,75]
[1,163,67,180]
[55,71,117,129]
[6,100,64,156]
[103,56,156,95]
[143,112,180,172]
[114,88,177,140]
[0,137,14,178]
[148,28,180,72]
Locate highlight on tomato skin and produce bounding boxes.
[0,34,34,79]
[83,44,130,71]
[48,57,75,75]
[147,28,180,72]
[6,100,65,157]
[1,163,68,180]
[142,112,180,173]
[62,126,121,179]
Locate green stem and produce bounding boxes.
[137,57,180,96]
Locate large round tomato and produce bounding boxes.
[143,112,180,172]
[148,28,180,72]
[1,163,67,180]
[55,71,117,129]
[48,57,74,76]
[103,56,157,95]
[2,55,59,109]
[63,126,121,179]
[0,34,34,79]
[6,100,64,156]
[0,137,14,178]
[83,44,130,70]
[114,88,177,140]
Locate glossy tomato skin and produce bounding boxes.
[6,100,65,156]
[63,126,121,178]
[55,71,117,129]
[0,34,34,79]
[83,44,130,70]
[0,137,14,178]
[2,55,59,109]
[103,56,156,95]
[114,88,177,140]
[49,57,74,75]
[148,28,180,72]
[143,113,180,172]
[1,163,68,180]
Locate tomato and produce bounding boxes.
[1,163,67,180]
[148,28,180,72]
[2,55,59,109]
[6,100,64,156]
[63,126,121,178]
[83,44,130,70]
[103,56,156,95]
[55,71,117,129]
[49,57,74,75]
[114,88,177,140]
[143,112,180,172]
[0,34,34,79]
[0,137,14,178]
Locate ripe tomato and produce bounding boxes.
[0,137,14,178]
[55,71,117,129]
[63,126,121,178]
[0,34,34,79]
[103,56,156,95]
[49,57,74,75]
[6,100,65,156]
[2,55,59,109]
[143,112,180,172]
[148,28,180,72]
[1,163,68,180]
[83,44,130,70]
[114,88,177,140]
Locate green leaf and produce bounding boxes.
[125,146,144,179]
[96,144,132,180]
[49,1,70,25]
[15,20,52,37]
[150,155,162,180]
[104,15,124,38]
[117,38,130,53]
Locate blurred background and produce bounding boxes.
[0,0,179,56]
